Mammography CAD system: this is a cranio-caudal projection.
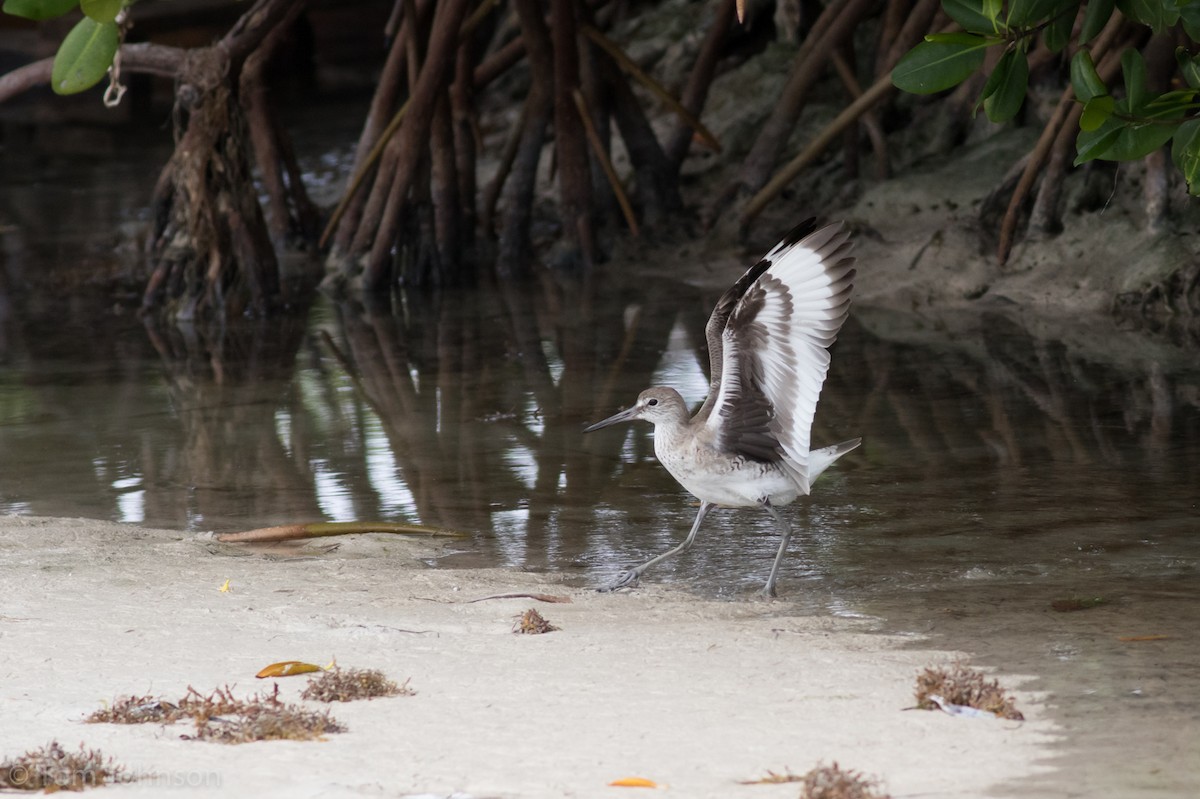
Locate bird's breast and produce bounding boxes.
[652,429,799,508]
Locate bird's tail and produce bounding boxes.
[806,438,861,487]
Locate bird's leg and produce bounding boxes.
[759,499,793,599]
[599,501,715,592]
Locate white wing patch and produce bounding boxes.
[704,223,855,494]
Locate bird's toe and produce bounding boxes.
[597,569,640,593]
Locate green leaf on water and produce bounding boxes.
[2,0,78,20]
[981,48,1029,123]
[51,15,119,95]
[80,0,120,23]
[892,36,991,95]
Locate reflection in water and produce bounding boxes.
[3,258,1199,799]
[1,282,1195,587]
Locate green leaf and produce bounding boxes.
[892,37,991,94]
[1180,3,1200,41]
[1008,0,1073,27]
[1116,0,1180,33]
[1080,0,1115,44]
[50,16,119,95]
[2,0,78,20]
[1080,95,1114,131]
[1042,2,1080,52]
[1070,50,1108,102]
[1106,121,1181,160]
[1074,121,1123,164]
[1176,47,1200,89]
[982,49,1030,122]
[1170,118,1200,195]
[80,0,120,23]
[1122,49,1149,113]
[942,0,1003,33]
[1077,113,1180,164]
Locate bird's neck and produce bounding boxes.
[650,415,692,457]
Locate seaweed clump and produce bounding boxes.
[513,608,559,634]
[302,668,414,702]
[914,661,1025,720]
[87,685,344,743]
[800,762,890,799]
[180,685,344,743]
[0,740,132,791]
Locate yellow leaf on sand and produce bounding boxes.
[218,579,232,593]
[609,777,661,788]
[256,661,324,678]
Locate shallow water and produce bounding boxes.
[2,139,1198,797]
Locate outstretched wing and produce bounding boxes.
[703,223,855,492]
[694,218,818,426]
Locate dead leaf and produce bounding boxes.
[609,776,660,788]
[256,661,325,679]
[1117,635,1171,642]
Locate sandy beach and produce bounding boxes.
[0,515,1054,797]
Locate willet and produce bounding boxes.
[584,220,859,596]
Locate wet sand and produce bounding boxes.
[0,515,1053,798]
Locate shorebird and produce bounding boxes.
[584,220,859,597]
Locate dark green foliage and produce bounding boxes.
[895,0,1200,195]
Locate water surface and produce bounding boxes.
[2,137,1198,799]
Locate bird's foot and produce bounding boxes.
[597,569,641,593]
[756,583,779,601]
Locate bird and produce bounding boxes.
[584,219,859,597]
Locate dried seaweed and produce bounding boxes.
[301,668,413,702]
[914,661,1025,721]
[799,762,890,799]
[742,763,888,797]
[739,767,804,784]
[0,740,132,791]
[88,684,345,743]
[179,685,344,743]
[88,695,182,724]
[513,608,559,634]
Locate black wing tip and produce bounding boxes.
[777,217,821,250]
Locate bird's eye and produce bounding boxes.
[646,398,659,407]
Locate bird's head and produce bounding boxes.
[583,387,687,432]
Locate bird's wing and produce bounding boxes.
[704,223,855,490]
[694,218,818,426]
